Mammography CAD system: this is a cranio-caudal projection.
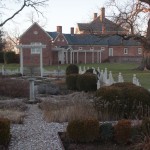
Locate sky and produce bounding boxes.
[2,0,107,35]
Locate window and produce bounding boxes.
[62,39,65,42]
[57,38,60,41]
[90,47,94,50]
[31,42,41,54]
[109,48,113,56]
[101,47,105,51]
[79,47,82,50]
[138,48,142,54]
[124,48,128,54]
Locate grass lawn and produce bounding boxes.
[1,63,150,89]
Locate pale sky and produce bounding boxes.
[2,0,107,35]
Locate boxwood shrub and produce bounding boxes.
[76,73,97,92]
[67,118,99,142]
[0,118,10,146]
[66,74,78,90]
[94,82,150,119]
[66,64,79,75]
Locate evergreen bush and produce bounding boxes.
[67,118,99,142]
[66,64,79,75]
[114,119,131,144]
[0,118,10,146]
[99,123,114,142]
[66,74,78,90]
[76,73,97,92]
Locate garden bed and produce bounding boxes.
[58,132,133,150]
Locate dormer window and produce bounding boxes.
[57,38,60,41]
[124,48,128,54]
[62,39,65,42]
[101,47,105,51]
[90,47,94,50]
[79,47,82,50]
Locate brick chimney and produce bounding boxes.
[57,26,62,33]
[100,7,105,23]
[94,13,97,20]
[71,27,74,35]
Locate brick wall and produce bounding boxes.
[20,23,52,66]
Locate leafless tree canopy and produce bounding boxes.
[0,0,49,27]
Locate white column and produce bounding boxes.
[97,51,99,63]
[77,51,79,64]
[70,51,72,64]
[92,51,94,63]
[40,49,43,77]
[20,47,23,75]
[100,51,101,63]
[85,51,86,64]
[73,51,74,64]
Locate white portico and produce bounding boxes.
[17,44,46,77]
[52,47,104,64]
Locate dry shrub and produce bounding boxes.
[0,78,29,98]
[39,94,98,123]
[0,110,25,124]
[134,136,150,150]
[0,100,27,111]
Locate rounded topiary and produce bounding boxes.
[114,119,131,144]
[66,74,78,90]
[94,83,150,119]
[0,118,10,146]
[76,74,97,92]
[66,64,79,75]
[99,123,114,142]
[67,118,99,142]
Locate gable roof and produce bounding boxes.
[20,22,52,40]
[77,16,127,33]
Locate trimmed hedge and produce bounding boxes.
[67,118,99,142]
[114,119,131,144]
[66,64,79,75]
[0,118,10,146]
[94,82,150,119]
[0,78,29,98]
[76,73,97,92]
[66,74,78,90]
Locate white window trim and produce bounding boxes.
[90,47,94,50]
[124,48,128,54]
[79,47,82,50]
[101,47,105,51]
[31,42,41,54]
[109,48,113,56]
[138,48,142,54]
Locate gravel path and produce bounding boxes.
[9,104,67,150]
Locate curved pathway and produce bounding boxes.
[9,104,67,150]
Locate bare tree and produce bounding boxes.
[106,0,150,70]
[0,0,49,27]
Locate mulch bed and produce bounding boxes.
[58,132,134,150]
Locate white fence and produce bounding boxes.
[79,66,141,89]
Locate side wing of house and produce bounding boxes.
[20,22,52,66]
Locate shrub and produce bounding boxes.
[67,118,99,142]
[99,123,114,142]
[0,118,10,146]
[0,78,29,98]
[141,117,150,136]
[76,74,97,92]
[114,119,131,144]
[85,68,94,74]
[94,83,150,120]
[66,64,79,75]
[66,74,78,90]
